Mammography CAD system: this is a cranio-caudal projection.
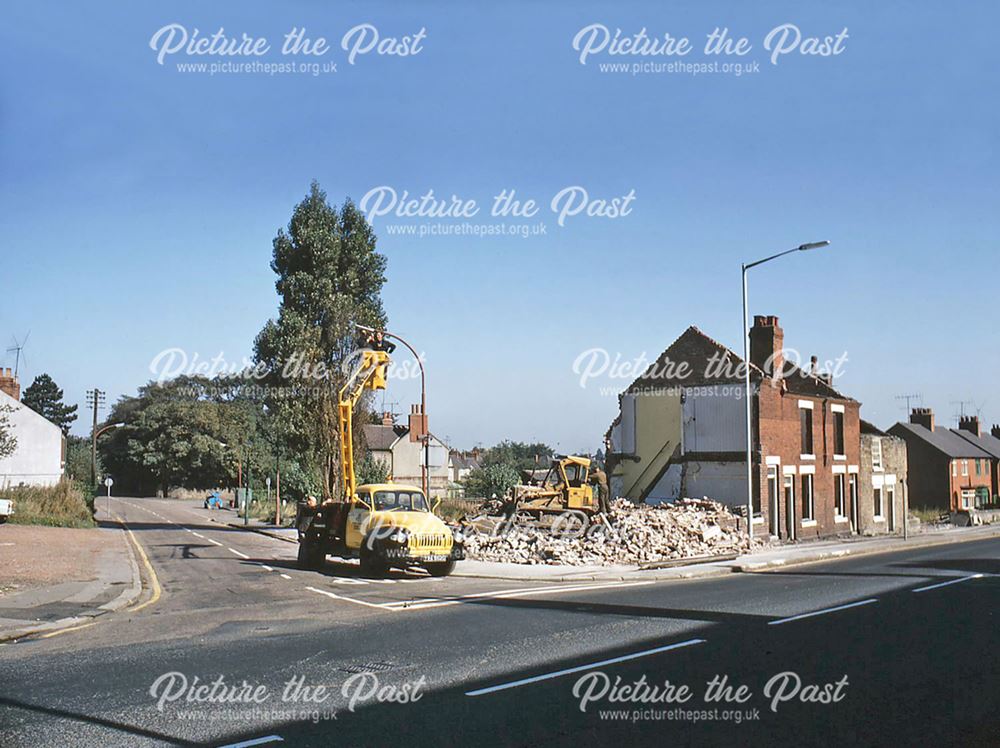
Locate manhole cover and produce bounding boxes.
[339,661,396,674]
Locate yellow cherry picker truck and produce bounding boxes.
[295,332,465,576]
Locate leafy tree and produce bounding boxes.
[98,377,258,495]
[21,373,78,434]
[254,182,388,498]
[461,463,520,500]
[480,440,555,471]
[358,452,390,485]
[0,403,16,459]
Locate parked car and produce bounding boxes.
[0,497,13,524]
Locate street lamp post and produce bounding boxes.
[357,325,429,498]
[91,422,124,488]
[741,241,830,543]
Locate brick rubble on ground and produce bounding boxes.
[464,497,751,566]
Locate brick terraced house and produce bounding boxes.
[889,409,993,512]
[606,315,864,540]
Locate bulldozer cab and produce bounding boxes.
[556,456,594,511]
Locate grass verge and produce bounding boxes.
[2,481,95,528]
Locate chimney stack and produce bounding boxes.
[408,403,428,443]
[992,424,1000,440]
[0,368,19,401]
[381,411,394,427]
[958,415,981,437]
[749,315,784,380]
[910,407,935,432]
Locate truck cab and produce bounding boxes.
[297,482,465,576]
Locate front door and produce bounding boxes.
[767,466,779,537]
[784,474,796,540]
[345,501,371,549]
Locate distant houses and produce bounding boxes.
[362,412,450,492]
[890,411,997,512]
[0,369,65,488]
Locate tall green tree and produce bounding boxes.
[22,373,78,434]
[254,182,388,498]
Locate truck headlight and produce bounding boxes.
[390,530,409,544]
[451,529,465,544]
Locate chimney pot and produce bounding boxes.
[958,415,981,437]
[910,407,935,432]
[992,424,1000,439]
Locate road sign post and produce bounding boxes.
[104,476,114,518]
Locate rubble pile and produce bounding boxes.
[464,498,751,566]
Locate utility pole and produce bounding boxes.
[86,388,106,487]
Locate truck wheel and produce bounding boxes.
[359,545,387,577]
[297,540,324,570]
[0,516,7,524]
[425,560,456,577]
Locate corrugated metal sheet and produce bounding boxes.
[682,385,747,453]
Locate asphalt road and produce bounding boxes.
[1,497,998,747]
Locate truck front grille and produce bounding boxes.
[410,533,448,549]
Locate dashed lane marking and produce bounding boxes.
[768,598,878,626]
[912,573,984,593]
[465,638,706,696]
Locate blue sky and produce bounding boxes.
[1,1,997,451]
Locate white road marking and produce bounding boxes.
[384,580,656,611]
[912,573,984,593]
[218,735,284,748]
[192,532,205,539]
[262,565,274,572]
[305,586,393,610]
[768,598,878,626]
[330,577,369,585]
[207,538,224,546]
[466,638,706,696]
[228,548,250,559]
[280,574,291,580]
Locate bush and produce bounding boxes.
[3,481,95,528]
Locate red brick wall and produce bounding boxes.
[753,379,860,539]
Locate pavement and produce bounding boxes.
[0,522,142,641]
[2,496,999,746]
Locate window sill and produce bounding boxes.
[873,516,885,523]
[834,455,846,461]
[800,454,816,461]
[800,519,817,527]
[752,516,764,525]
[834,515,850,523]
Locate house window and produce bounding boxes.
[873,486,883,519]
[801,474,814,521]
[835,474,846,518]
[833,411,845,456]
[976,459,982,476]
[952,461,957,477]
[800,407,814,455]
[962,460,969,477]
[886,486,895,527]
[871,438,883,471]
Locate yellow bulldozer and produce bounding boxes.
[503,455,608,530]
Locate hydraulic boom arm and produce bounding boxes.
[338,347,391,500]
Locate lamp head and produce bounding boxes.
[798,240,831,251]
